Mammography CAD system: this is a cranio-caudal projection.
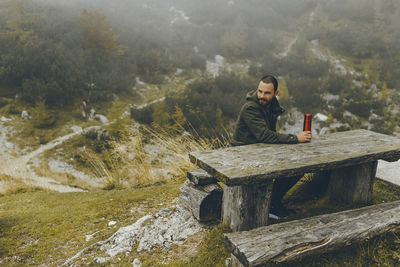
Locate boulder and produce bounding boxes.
[21,110,30,120]
[94,114,109,124]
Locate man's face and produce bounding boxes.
[257,81,278,107]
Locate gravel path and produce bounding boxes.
[0,120,87,192]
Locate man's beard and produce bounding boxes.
[258,98,269,106]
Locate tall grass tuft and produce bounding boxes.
[81,124,229,189]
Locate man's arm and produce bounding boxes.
[242,105,298,144]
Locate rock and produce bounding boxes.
[206,55,225,77]
[225,257,232,266]
[136,77,145,88]
[377,159,400,186]
[314,113,328,122]
[21,110,30,120]
[100,205,203,256]
[132,258,142,267]
[88,108,96,121]
[108,221,117,227]
[343,111,358,121]
[322,93,339,102]
[215,55,224,66]
[311,39,319,46]
[369,113,379,121]
[70,126,82,133]
[94,257,110,263]
[94,114,108,124]
[5,142,14,149]
[0,116,12,122]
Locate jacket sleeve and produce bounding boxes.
[242,104,298,144]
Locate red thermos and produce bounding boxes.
[303,114,312,131]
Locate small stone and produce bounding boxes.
[21,110,30,120]
[94,257,110,263]
[108,221,117,227]
[132,258,142,267]
[5,142,14,149]
[225,257,232,266]
[94,114,108,124]
[70,126,82,133]
[314,113,328,122]
[0,116,12,122]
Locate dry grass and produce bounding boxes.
[31,158,91,190]
[0,173,37,195]
[81,124,225,189]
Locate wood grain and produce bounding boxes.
[222,181,273,231]
[180,180,222,221]
[189,130,400,185]
[327,161,377,204]
[187,168,217,185]
[225,200,400,266]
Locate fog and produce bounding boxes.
[1,0,399,134]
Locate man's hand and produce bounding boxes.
[297,131,312,143]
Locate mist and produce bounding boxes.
[1,0,399,135]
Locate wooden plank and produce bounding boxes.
[222,181,273,232]
[187,168,217,185]
[189,130,400,185]
[327,161,377,204]
[180,180,222,221]
[225,200,400,267]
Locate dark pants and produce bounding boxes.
[271,176,302,207]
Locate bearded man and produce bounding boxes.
[231,75,312,218]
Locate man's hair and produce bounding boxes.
[260,75,278,92]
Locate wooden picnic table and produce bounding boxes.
[189,129,400,232]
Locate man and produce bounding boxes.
[231,75,312,218]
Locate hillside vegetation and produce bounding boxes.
[1,0,400,266]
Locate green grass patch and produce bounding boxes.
[0,183,181,266]
[1,176,400,266]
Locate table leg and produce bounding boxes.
[222,181,274,232]
[327,161,377,204]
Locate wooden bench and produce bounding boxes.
[180,169,222,222]
[189,129,400,232]
[224,200,400,267]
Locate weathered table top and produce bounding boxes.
[189,129,400,185]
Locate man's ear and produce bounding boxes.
[275,90,279,97]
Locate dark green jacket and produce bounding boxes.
[231,90,298,146]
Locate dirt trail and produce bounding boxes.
[277,34,298,58]
[0,122,86,193]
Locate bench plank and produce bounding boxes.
[187,168,217,185]
[189,130,400,185]
[225,200,400,267]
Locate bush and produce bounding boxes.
[31,102,58,129]
[0,97,10,108]
[286,75,322,113]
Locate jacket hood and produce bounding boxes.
[246,90,285,116]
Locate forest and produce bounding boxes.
[1,0,399,139]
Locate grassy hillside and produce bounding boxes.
[1,177,400,266]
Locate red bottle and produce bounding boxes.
[303,114,312,131]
